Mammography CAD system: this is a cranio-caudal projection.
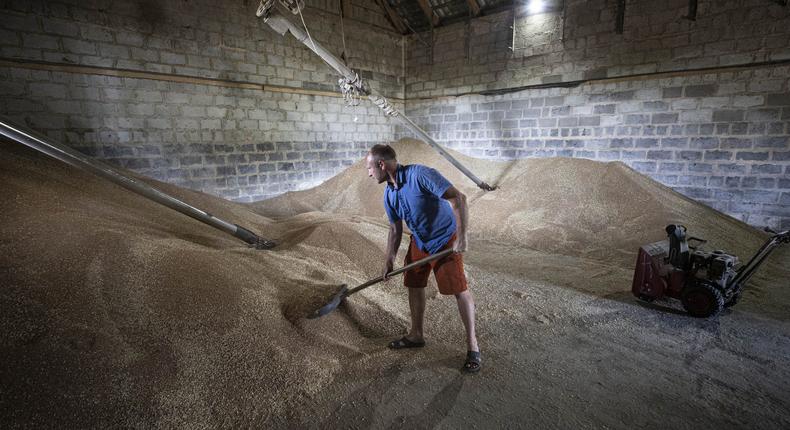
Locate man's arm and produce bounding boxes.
[383,219,403,278]
[442,186,468,253]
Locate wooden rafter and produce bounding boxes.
[615,0,626,34]
[466,0,481,17]
[375,0,408,34]
[684,0,698,20]
[341,0,352,18]
[417,0,441,27]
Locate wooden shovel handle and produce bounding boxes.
[346,248,456,296]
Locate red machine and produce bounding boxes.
[632,225,789,317]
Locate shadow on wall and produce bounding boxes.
[135,1,167,28]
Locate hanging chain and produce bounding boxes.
[338,72,367,107]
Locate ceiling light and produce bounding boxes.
[528,0,545,14]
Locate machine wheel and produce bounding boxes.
[637,294,656,303]
[681,281,724,318]
[724,291,742,308]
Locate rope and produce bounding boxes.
[296,4,317,52]
[339,1,348,64]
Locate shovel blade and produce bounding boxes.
[308,285,348,319]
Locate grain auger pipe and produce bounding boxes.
[256,0,496,191]
[0,116,276,249]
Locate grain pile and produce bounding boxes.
[0,143,406,427]
[255,138,775,268]
[2,138,788,428]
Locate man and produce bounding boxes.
[365,144,481,373]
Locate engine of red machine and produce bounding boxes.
[632,224,789,318]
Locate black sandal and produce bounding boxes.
[462,350,481,373]
[388,336,425,349]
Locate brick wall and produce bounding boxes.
[0,0,403,201]
[401,0,790,230]
[407,0,790,97]
[2,0,789,228]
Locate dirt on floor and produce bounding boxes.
[1,138,789,429]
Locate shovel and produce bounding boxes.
[308,248,455,319]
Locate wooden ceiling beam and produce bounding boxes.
[466,0,481,17]
[417,0,441,27]
[341,0,352,18]
[375,0,409,34]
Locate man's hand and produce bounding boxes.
[442,186,468,254]
[382,259,394,280]
[384,220,402,280]
[453,234,468,253]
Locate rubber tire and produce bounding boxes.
[681,281,724,318]
[724,291,741,308]
[637,294,656,303]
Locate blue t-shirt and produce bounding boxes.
[383,164,456,254]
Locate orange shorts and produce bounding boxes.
[403,233,468,295]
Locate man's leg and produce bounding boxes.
[407,287,426,342]
[400,235,429,345]
[455,290,479,352]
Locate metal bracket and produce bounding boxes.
[615,0,626,34]
[256,0,276,19]
[684,0,698,21]
[256,0,305,20]
[370,95,399,117]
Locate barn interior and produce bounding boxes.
[2,0,790,428]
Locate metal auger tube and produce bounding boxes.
[0,116,276,249]
[262,9,496,191]
[369,91,496,191]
